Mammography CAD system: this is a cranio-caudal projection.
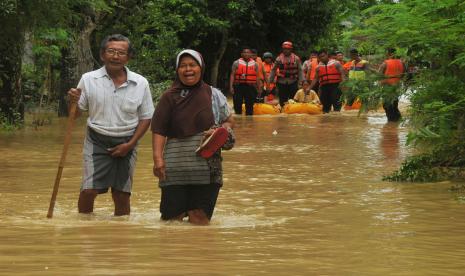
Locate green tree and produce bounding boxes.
[344,0,465,181]
[0,0,110,126]
[95,0,339,89]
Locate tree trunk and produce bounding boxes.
[209,30,228,87]
[58,46,77,116]
[0,15,25,124]
[58,16,97,117]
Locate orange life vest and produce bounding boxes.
[382,59,404,85]
[263,62,277,90]
[343,61,352,72]
[306,57,319,81]
[277,53,299,79]
[318,60,342,86]
[234,58,257,84]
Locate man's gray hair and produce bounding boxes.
[100,34,134,56]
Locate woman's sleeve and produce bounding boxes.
[218,92,231,124]
[150,92,172,136]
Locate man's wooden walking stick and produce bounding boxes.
[47,100,78,218]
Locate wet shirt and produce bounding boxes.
[77,66,154,137]
[293,89,321,104]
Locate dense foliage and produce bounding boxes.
[1,0,341,128]
[342,0,465,181]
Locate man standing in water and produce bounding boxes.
[346,48,369,105]
[269,41,304,106]
[302,50,319,84]
[68,34,154,216]
[309,49,346,113]
[379,48,406,122]
[230,47,261,115]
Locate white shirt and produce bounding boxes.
[77,66,154,137]
[211,87,231,124]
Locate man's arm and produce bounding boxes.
[229,61,237,94]
[268,59,279,83]
[336,62,346,82]
[378,62,387,75]
[255,63,263,95]
[109,119,151,157]
[297,58,304,84]
[309,68,319,90]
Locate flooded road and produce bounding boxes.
[1,112,465,275]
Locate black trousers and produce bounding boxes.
[277,81,298,106]
[383,99,401,122]
[319,83,342,113]
[233,84,257,115]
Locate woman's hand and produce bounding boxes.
[203,128,215,140]
[153,158,166,180]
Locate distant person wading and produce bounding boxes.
[309,49,346,113]
[269,41,304,106]
[230,47,262,115]
[379,48,406,122]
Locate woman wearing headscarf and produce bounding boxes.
[151,49,235,225]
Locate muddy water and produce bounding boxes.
[1,112,465,275]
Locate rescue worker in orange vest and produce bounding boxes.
[336,51,352,74]
[230,47,262,115]
[302,50,319,84]
[262,52,278,105]
[378,48,406,122]
[303,51,320,96]
[269,41,304,106]
[309,49,346,113]
[251,49,266,102]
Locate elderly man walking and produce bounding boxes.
[68,34,154,216]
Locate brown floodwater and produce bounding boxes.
[1,111,465,275]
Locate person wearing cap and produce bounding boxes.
[151,49,235,225]
[269,41,304,106]
[229,47,262,115]
[67,34,154,216]
[309,49,346,113]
